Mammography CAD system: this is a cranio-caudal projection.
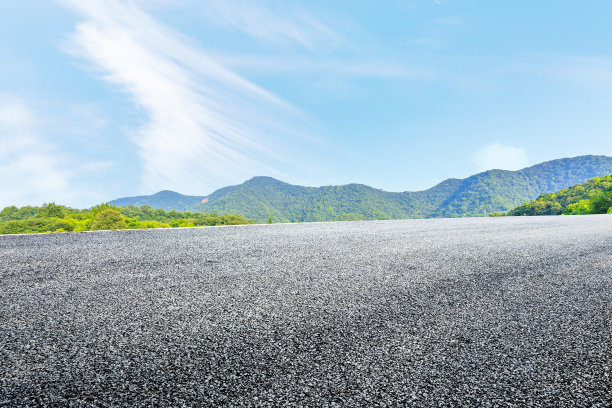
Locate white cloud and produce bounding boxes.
[61,0,317,195]
[0,95,111,208]
[0,95,71,208]
[471,143,529,172]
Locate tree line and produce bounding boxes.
[0,203,254,235]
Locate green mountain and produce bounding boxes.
[109,155,612,222]
[508,175,612,216]
[109,190,205,211]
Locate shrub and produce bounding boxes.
[140,220,169,228]
[126,219,170,229]
[171,220,195,228]
[217,214,256,225]
[90,208,127,230]
[0,220,26,234]
[72,219,92,231]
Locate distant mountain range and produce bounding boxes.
[109,190,204,211]
[109,155,612,222]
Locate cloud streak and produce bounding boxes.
[62,0,315,195]
[213,54,436,79]
[60,1,442,196]
[197,0,344,52]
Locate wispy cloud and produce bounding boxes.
[471,143,529,172]
[59,0,441,196]
[197,0,344,52]
[61,0,317,195]
[0,95,72,207]
[0,94,113,208]
[215,54,436,79]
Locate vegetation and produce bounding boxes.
[508,175,612,216]
[188,156,612,222]
[3,158,610,234]
[192,178,421,223]
[90,208,128,230]
[97,155,612,223]
[0,203,254,235]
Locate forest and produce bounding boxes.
[0,203,254,235]
[508,175,612,216]
[102,156,612,222]
[187,156,612,221]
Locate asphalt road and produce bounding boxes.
[1,216,611,406]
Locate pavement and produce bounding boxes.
[1,215,611,406]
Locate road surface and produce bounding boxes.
[1,216,611,406]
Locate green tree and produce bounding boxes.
[0,206,18,221]
[91,203,117,215]
[564,199,594,215]
[510,175,612,216]
[90,208,127,230]
[41,202,65,218]
[591,191,612,214]
[121,205,142,219]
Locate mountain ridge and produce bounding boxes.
[108,155,612,222]
[109,190,206,211]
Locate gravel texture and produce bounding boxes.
[1,215,611,406]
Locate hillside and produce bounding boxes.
[109,155,612,222]
[194,177,421,222]
[109,190,205,211]
[508,175,612,216]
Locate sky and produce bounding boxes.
[1,0,612,208]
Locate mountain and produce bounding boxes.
[427,155,612,217]
[109,190,205,211]
[508,175,612,216]
[109,155,612,222]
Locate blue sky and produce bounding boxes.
[1,0,612,208]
